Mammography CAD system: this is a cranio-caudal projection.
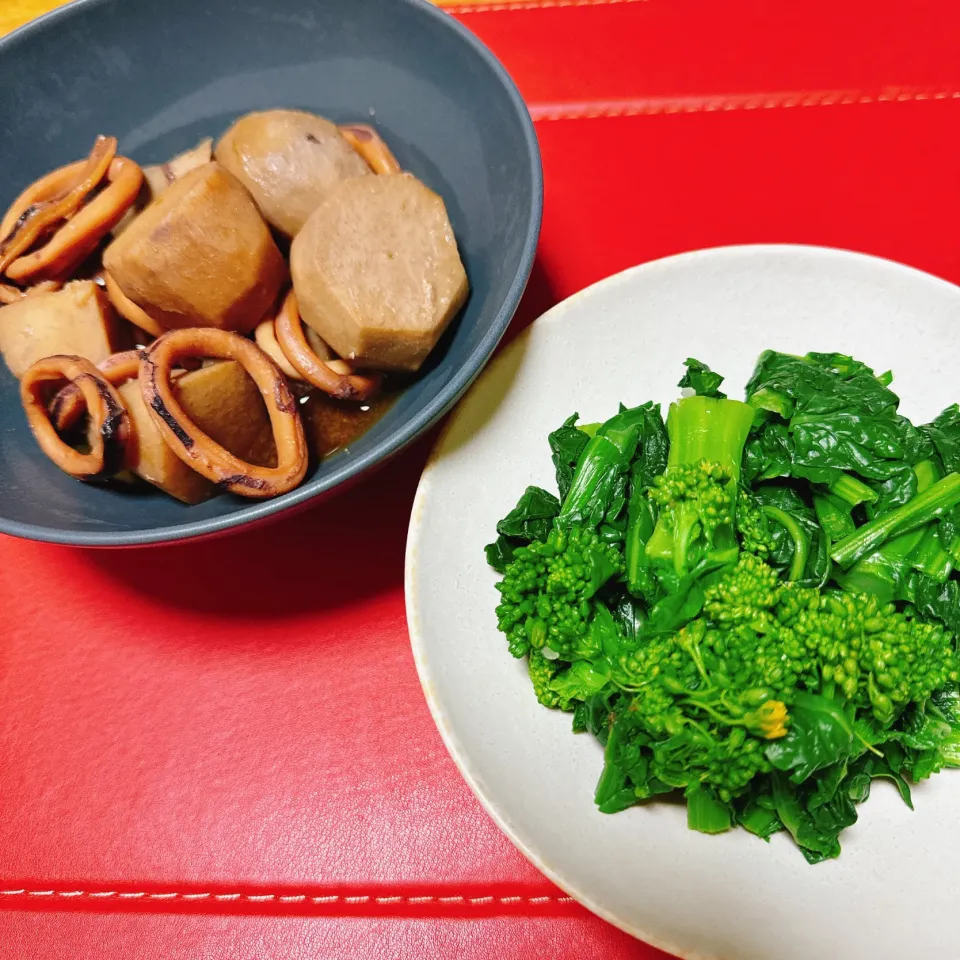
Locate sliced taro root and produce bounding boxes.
[215,109,371,237]
[290,172,468,372]
[0,280,125,378]
[103,162,286,334]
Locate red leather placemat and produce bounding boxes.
[4,2,960,956]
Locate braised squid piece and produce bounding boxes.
[121,359,277,504]
[139,327,307,498]
[272,289,381,401]
[255,303,357,382]
[103,270,167,339]
[0,135,143,292]
[215,110,371,236]
[49,349,274,504]
[20,355,131,481]
[3,112,468,504]
[103,162,286,333]
[338,124,402,175]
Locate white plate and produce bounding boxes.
[405,245,960,960]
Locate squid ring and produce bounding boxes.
[6,156,144,284]
[254,313,302,380]
[139,327,308,498]
[20,355,132,481]
[274,290,381,401]
[1,163,85,239]
[255,299,357,381]
[338,124,402,175]
[104,270,167,338]
[0,136,116,273]
[49,350,143,434]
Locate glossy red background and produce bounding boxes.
[4,1,960,955]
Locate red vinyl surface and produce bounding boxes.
[4,1,960,956]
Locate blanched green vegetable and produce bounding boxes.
[486,352,960,863]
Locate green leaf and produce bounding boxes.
[549,414,590,501]
[770,774,842,863]
[922,403,960,474]
[631,402,670,489]
[743,421,793,483]
[484,536,516,574]
[750,484,829,587]
[590,602,630,661]
[746,350,900,420]
[496,485,560,542]
[550,659,612,701]
[593,697,654,813]
[906,573,960,634]
[766,693,856,782]
[743,351,931,493]
[678,358,727,399]
[738,794,784,841]
[685,783,733,834]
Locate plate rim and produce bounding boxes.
[404,242,960,957]
[0,0,543,547]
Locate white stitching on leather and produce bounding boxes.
[451,0,647,13]
[530,88,960,121]
[0,887,576,905]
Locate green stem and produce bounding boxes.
[682,699,745,728]
[625,477,656,596]
[664,396,755,481]
[831,473,960,570]
[814,494,855,542]
[828,473,878,507]
[834,460,945,599]
[558,407,644,522]
[762,506,810,580]
[909,526,954,582]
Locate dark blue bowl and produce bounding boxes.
[0,0,541,546]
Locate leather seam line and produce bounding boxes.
[529,87,960,121]
[450,0,648,14]
[0,889,575,905]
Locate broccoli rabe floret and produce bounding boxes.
[606,551,958,800]
[527,651,574,710]
[781,590,958,724]
[612,617,787,800]
[640,395,755,577]
[645,460,738,574]
[495,526,624,660]
[736,491,776,558]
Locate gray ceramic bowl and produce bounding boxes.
[0,0,541,546]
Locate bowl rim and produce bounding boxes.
[0,0,543,547]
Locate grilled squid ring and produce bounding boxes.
[5,156,144,284]
[103,270,167,338]
[20,355,132,481]
[0,136,117,275]
[338,124,402,175]
[273,290,381,401]
[49,350,143,433]
[139,327,307,498]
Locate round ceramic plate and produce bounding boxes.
[406,245,960,960]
